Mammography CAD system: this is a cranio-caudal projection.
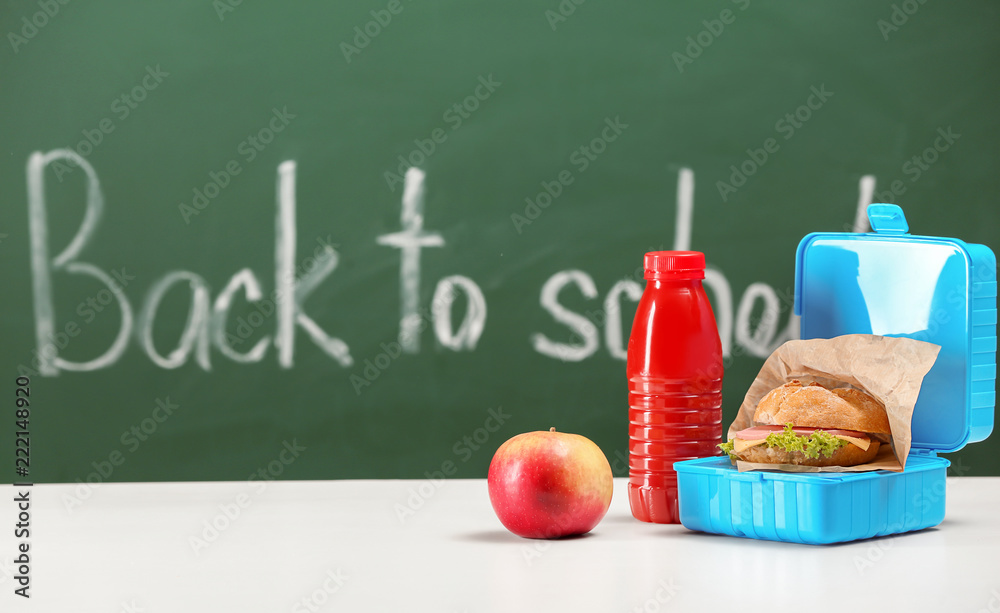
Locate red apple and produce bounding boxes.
[487,427,613,539]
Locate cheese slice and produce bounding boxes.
[732,434,871,453]
[834,434,871,451]
[733,438,767,453]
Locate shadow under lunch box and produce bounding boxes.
[674,203,997,544]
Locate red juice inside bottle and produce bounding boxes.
[627,251,723,523]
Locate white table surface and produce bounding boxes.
[2,477,999,612]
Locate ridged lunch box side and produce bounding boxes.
[675,455,949,544]
[968,242,997,444]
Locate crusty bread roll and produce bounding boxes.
[752,380,890,437]
[738,439,881,467]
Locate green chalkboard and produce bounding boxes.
[1,0,997,487]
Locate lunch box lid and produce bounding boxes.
[794,204,996,453]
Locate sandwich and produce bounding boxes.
[719,380,891,467]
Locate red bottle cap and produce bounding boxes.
[643,251,706,280]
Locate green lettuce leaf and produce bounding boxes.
[717,423,847,461]
[764,423,847,459]
[718,440,736,460]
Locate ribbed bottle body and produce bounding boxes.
[626,256,723,524]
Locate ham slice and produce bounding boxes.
[734,424,868,439]
[732,424,873,452]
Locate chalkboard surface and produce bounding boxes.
[1,0,998,487]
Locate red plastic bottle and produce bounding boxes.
[627,251,723,524]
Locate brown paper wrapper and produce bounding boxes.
[728,334,940,473]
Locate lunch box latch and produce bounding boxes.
[867,203,909,234]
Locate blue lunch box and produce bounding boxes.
[674,203,996,544]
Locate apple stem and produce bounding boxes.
[549,427,556,432]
